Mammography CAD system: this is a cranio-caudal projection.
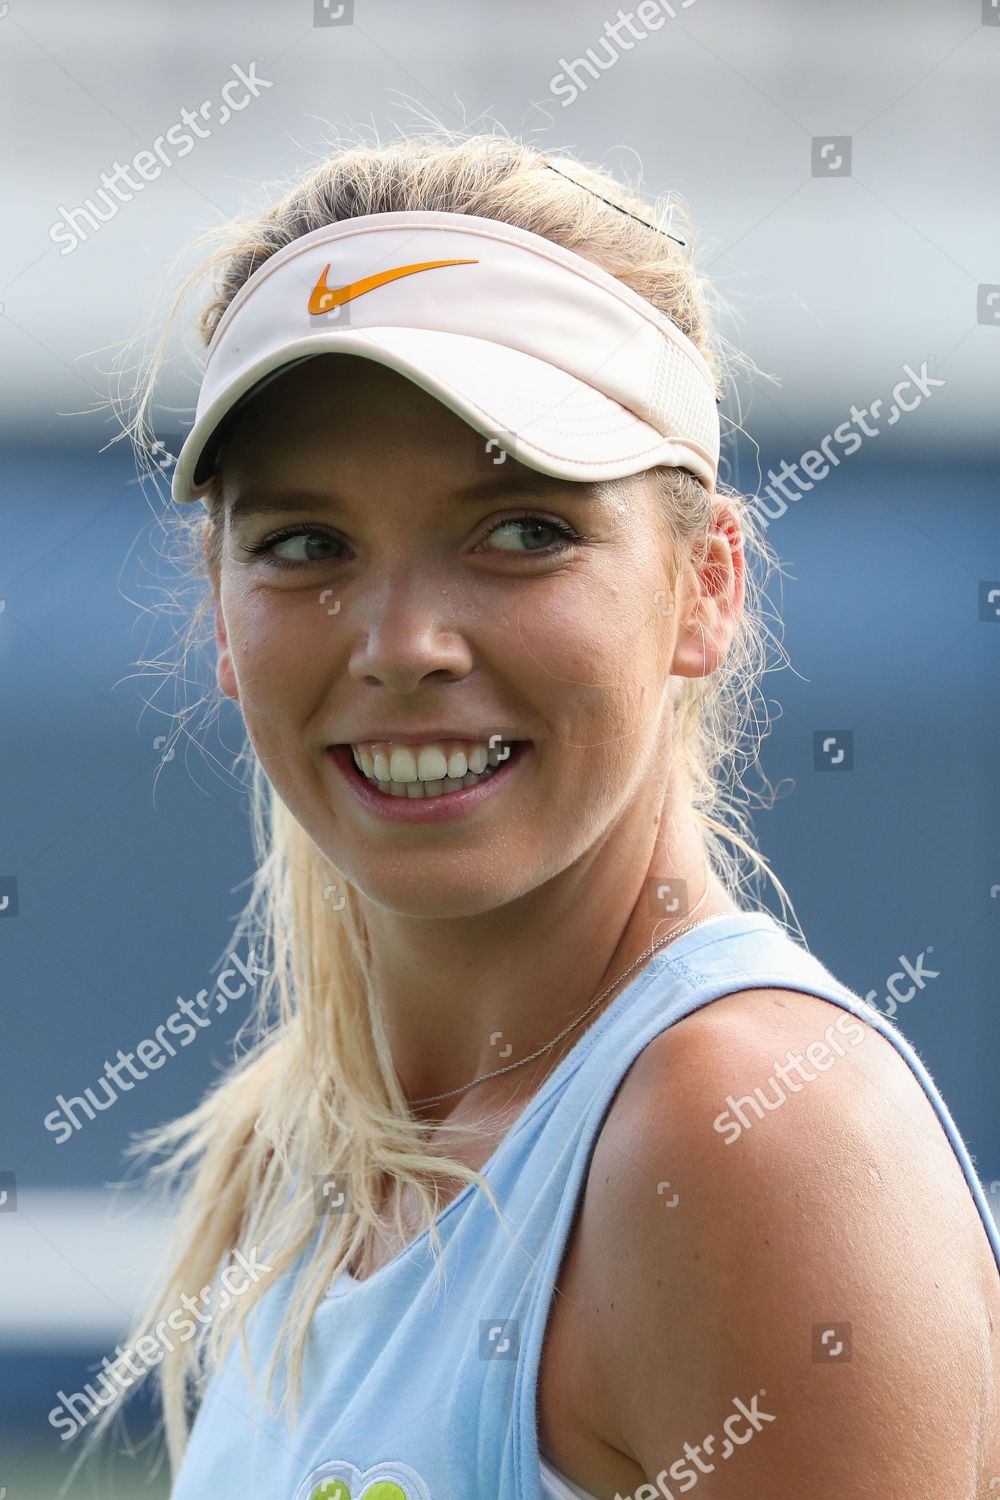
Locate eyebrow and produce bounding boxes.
[226,470,588,522]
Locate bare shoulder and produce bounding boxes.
[574,986,1000,1497]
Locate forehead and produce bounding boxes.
[223,468,598,525]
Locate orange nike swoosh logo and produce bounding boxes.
[307,258,478,316]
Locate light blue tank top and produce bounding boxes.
[169,910,1000,1500]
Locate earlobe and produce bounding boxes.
[214,601,239,702]
[670,604,726,679]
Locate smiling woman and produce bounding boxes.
[208,354,727,866]
[88,127,1000,1500]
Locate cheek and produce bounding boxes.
[512,580,668,810]
[516,578,664,729]
[222,597,328,756]
[225,584,333,686]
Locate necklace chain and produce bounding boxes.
[410,889,728,1108]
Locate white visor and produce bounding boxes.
[169,209,721,505]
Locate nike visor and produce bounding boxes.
[170,209,721,505]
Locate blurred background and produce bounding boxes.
[1,1,998,1494]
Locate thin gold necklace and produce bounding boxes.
[410,888,728,1108]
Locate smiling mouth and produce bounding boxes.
[332,740,528,799]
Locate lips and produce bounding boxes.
[326,740,529,822]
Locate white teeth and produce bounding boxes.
[416,745,449,780]
[349,736,522,797]
[372,762,503,798]
[388,746,418,783]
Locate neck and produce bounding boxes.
[357,786,739,1126]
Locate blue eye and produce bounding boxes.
[240,513,584,570]
[479,515,582,553]
[240,527,342,567]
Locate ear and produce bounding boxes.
[670,501,745,678]
[213,600,239,702]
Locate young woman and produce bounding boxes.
[92,132,999,1499]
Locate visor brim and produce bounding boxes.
[170,326,715,505]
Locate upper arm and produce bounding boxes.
[585,989,994,1498]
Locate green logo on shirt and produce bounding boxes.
[298,1459,431,1500]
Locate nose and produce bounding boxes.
[346,571,474,692]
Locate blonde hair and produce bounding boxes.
[81,121,796,1486]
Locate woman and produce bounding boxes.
[93,133,999,1498]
